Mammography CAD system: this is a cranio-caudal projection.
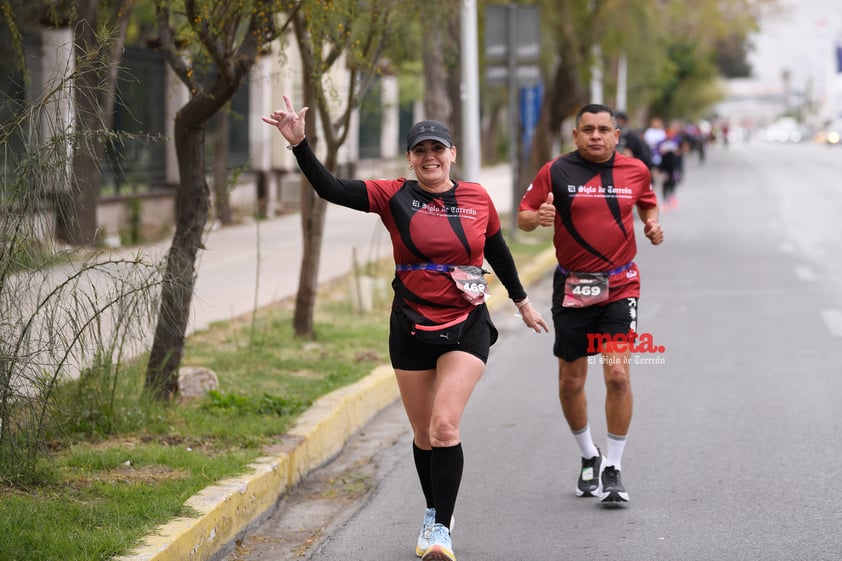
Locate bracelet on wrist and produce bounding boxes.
[514,296,529,308]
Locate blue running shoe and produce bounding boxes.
[421,523,456,561]
[416,509,455,557]
[415,508,436,557]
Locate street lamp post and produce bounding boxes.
[461,0,481,182]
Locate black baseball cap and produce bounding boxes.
[406,120,452,151]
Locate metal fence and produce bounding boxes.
[109,46,251,194]
[1,38,253,197]
[106,46,168,194]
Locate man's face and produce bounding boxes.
[573,111,620,163]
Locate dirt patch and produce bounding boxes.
[222,401,408,561]
[64,463,187,487]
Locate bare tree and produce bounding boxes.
[145,0,291,401]
[288,1,411,338]
[419,3,460,143]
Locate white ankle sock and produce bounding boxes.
[572,425,600,459]
[605,433,627,470]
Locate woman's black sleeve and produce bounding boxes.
[484,229,527,301]
[290,137,370,211]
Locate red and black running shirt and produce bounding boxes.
[519,150,657,302]
[292,138,526,325]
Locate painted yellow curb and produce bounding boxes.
[115,365,398,561]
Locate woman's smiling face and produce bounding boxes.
[407,140,456,191]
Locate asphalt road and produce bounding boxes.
[227,140,842,561]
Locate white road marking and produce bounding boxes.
[820,309,842,338]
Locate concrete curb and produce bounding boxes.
[117,246,557,561]
[116,366,399,561]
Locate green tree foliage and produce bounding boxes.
[642,0,770,121]
[513,0,773,186]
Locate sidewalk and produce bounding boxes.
[116,163,557,561]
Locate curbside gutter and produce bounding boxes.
[116,246,556,561]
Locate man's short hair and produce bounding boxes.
[575,104,617,127]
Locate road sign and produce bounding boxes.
[520,83,543,161]
[485,5,540,65]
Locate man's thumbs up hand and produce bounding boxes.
[538,191,556,227]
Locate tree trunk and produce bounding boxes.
[482,99,504,165]
[422,23,450,122]
[444,14,462,149]
[60,0,130,245]
[293,181,327,339]
[287,1,393,340]
[446,58,462,159]
[213,106,233,225]
[144,0,273,400]
[292,78,327,339]
[64,138,100,245]
[146,116,209,401]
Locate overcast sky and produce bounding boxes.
[748,0,841,92]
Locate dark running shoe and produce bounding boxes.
[576,450,602,497]
[599,465,630,505]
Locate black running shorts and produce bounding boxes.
[551,296,639,362]
[389,304,498,371]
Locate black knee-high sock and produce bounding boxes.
[412,442,434,508]
[430,443,463,528]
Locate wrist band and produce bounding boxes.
[515,297,529,308]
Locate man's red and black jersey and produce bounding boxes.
[519,150,657,301]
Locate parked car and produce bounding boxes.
[763,117,807,143]
[816,119,842,145]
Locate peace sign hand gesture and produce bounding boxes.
[261,95,308,146]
